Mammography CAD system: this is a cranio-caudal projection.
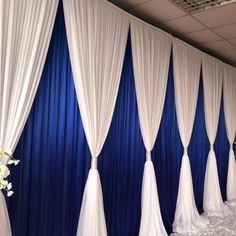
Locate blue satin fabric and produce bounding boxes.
[6,3,229,235]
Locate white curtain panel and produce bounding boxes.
[0,0,58,235]
[172,39,209,233]
[202,54,225,216]
[223,64,236,202]
[0,192,11,236]
[130,19,171,236]
[63,0,129,235]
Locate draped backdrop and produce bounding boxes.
[0,0,58,235]
[223,64,236,202]
[172,39,208,233]
[131,18,171,236]
[63,0,129,234]
[202,55,228,216]
[4,2,231,236]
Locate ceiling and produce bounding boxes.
[108,0,236,67]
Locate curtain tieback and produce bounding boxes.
[146,151,151,161]
[184,147,188,156]
[91,157,97,169]
[230,144,233,150]
[0,148,19,166]
[0,148,12,158]
[210,144,214,151]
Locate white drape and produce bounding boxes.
[172,39,209,233]
[0,192,11,236]
[223,64,236,202]
[63,0,129,235]
[130,19,171,236]
[202,54,225,216]
[0,0,58,235]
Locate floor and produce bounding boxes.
[172,204,236,236]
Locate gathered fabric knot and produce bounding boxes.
[91,157,97,169]
[210,144,214,151]
[146,151,151,161]
[184,147,188,156]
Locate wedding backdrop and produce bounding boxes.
[0,0,235,235]
[0,0,58,235]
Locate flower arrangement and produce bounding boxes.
[0,150,20,197]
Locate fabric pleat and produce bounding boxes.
[172,39,209,233]
[63,0,129,235]
[202,54,226,216]
[130,18,171,236]
[223,64,236,202]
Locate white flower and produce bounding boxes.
[7,191,14,197]
[8,159,20,166]
[1,180,8,187]
[7,183,12,190]
[0,163,12,197]
[8,160,14,165]
[13,160,20,165]
[0,164,10,178]
[0,155,20,197]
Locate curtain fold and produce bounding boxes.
[0,0,58,235]
[223,64,236,202]
[172,39,208,233]
[63,0,129,235]
[202,54,226,216]
[130,19,171,236]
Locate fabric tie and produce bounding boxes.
[146,151,151,161]
[91,157,97,169]
[0,148,12,158]
[184,147,188,156]
[230,144,233,150]
[210,144,214,151]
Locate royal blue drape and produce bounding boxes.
[6,2,229,236]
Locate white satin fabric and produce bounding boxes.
[0,0,58,235]
[131,19,171,236]
[172,39,208,233]
[202,54,225,216]
[223,64,236,202]
[63,0,129,235]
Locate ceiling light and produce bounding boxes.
[169,0,236,13]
